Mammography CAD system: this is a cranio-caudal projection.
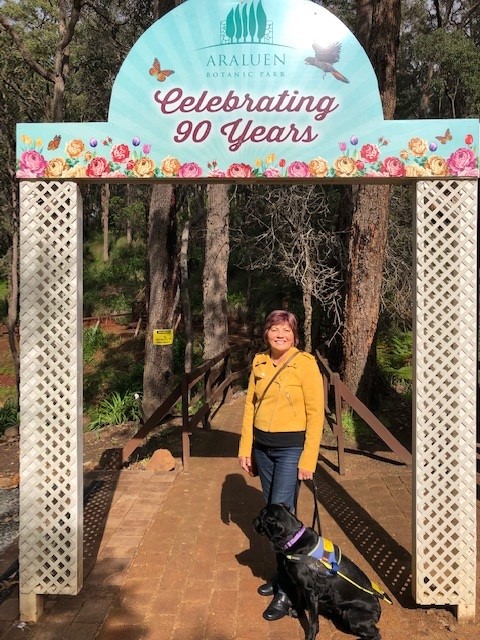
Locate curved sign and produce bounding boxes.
[16,0,479,181]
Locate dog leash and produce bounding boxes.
[300,475,322,535]
[310,475,322,536]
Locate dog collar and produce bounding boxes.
[283,526,306,549]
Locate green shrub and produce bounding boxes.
[377,331,413,388]
[83,326,111,365]
[86,391,142,431]
[0,399,19,435]
[340,410,371,441]
[0,279,8,321]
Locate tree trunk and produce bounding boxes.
[355,0,373,49]
[302,280,313,354]
[180,215,193,373]
[141,0,183,419]
[202,184,230,361]
[142,184,179,419]
[7,187,20,397]
[101,184,110,262]
[342,0,400,401]
[342,185,390,398]
[126,220,133,245]
[126,184,133,245]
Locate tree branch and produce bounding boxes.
[0,13,54,83]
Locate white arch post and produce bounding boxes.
[413,179,477,619]
[18,181,83,621]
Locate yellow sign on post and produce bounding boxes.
[152,329,174,345]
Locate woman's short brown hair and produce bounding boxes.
[263,310,299,346]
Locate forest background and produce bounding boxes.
[0,0,479,440]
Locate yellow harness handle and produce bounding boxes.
[318,557,393,605]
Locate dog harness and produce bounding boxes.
[286,536,393,605]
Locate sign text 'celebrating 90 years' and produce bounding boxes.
[153,88,339,151]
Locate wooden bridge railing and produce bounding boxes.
[121,343,411,476]
[315,350,412,475]
[121,339,260,471]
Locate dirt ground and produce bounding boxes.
[0,417,186,489]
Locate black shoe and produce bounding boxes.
[262,592,292,621]
[257,580,275,596]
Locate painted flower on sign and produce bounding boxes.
[308,157,329,177]
[209,167,226,178]
[134,157,156,178]
[447,147,478,176]
[408,137,428,157]
[405,163,426,178]
[161,155,181,176]
[178,162,203,178]
[333,155,357,177]
[111,144,130,163]
[86,156,110,177]
[360,143,380,164]
[287,161,309,177]
[380,156,406,177]
[46,157,68,178]
[264,167,280,178]
[425,155,449,176]
[66,164,87,178]
[18,150,48,177]
[66,139,85,158]
[226,163,253,178]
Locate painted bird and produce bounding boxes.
[305,42,350,83]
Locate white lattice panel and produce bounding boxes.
[19,182,83,595]
[413,180,477,609]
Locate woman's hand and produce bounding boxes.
[239,456,255,477]
[298,468,313,481]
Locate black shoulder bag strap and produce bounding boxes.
[253,350,301,422]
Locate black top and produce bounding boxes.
[253,427,305,448]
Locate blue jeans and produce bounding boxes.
[253,444,302,599]
[253,444,302,512]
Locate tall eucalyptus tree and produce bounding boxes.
[340,0,401,402]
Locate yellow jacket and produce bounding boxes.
[238,347,325,472]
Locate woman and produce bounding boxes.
[238,309,324,621]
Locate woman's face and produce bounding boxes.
[267,322,295,356]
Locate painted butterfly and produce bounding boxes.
[47,134,61,150]
[436,128,452,144]
[149,58,174,82]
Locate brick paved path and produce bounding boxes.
[0,395,478,639]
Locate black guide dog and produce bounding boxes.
[253,503,391,640]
